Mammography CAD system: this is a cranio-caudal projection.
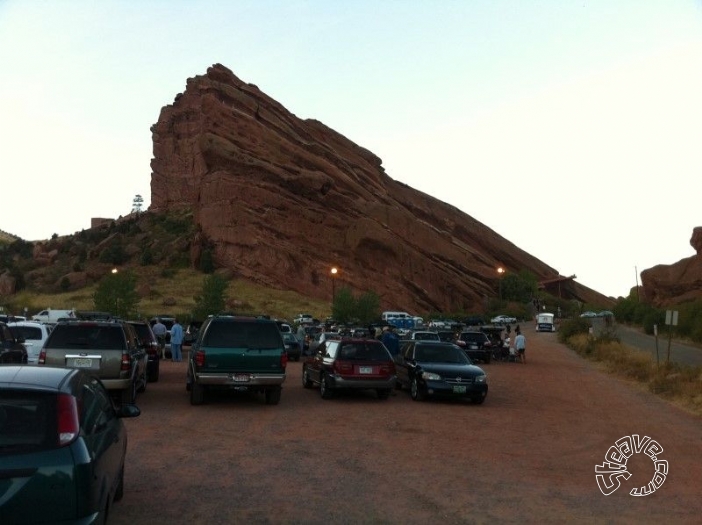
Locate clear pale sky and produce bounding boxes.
[1,1,701,299]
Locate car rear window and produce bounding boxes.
[0,390,55,453]
[45,325,127,350]
[10,325,43,341]
[415,345,469,364]
[203,321,283,349]
[337,342,390,361]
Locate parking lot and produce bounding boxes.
[110,325,702,524]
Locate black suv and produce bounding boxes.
[457,331,492,363]
[127,320,161,382]
[0,321,28,363]
[39,319,148,404]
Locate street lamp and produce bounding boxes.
[331,267,338,302]
[497,267,505,300]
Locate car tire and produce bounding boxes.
[114,465,124,502]
[121,380,137,405]
[301,366,313,388]
[484,355,491,364]
[137,368,147,393]
[265,387,282,405]
[472,394,486,405]
[149,361,160,383]
[320,373,333,399]
[410,379,424,401]
[190,381,205,405]
[377,389,391,400]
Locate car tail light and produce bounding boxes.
[38,349,46,365]
[195,349,206,367]
[57,394,79,446]
[121,351,131,371]
[333,360,353,374]
[280,352,288,369]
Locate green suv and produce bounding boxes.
[186,315,287,405]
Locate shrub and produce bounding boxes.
[558,318,591,343]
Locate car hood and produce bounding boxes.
[417,362,485,377]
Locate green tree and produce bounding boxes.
[199,248,214,274]
[331,287,356,324]
[355,291,380,324]
[192,274,228,319]
[92,270,140,319]
[502,270,538,303]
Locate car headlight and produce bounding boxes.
[475,374,487,384]
[421,371,442,380]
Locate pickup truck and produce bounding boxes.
[186,315,287,405]
[39,319,148,404]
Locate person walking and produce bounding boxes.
[514,329,526,364]
[170,318,184,362]
[152,318,168,359]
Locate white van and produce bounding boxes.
[31,308,75,324]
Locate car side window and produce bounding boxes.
[1,324,13,342]
[81,378,115,435]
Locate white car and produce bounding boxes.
[491,315,517,325]
[7,321,52,364]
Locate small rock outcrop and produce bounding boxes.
[150,64,609,312]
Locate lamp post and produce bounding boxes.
[497,267,505,300]
[331,267,338,302]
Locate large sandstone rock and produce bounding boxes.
[640,227,702,306]
[150,64,609,312]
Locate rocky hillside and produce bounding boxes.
[149,64,611,313]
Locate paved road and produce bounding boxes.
[613,323,702,367]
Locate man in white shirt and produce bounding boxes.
[514,330,526,364]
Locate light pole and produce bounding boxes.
[331,267,338,302]
[497,267,505,300]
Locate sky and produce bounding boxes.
[1,0,701,299]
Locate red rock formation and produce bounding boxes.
[640,227,702,306]
[151,64,610,312]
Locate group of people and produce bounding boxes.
[151,318,184,362]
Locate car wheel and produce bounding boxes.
[320,373,333,399]
[265,387,282,405]
[190,381,205,405]
[410,379,424,401]
[472,394,486,405]
[121,380,136,405]
[377,389,391,400]
[137,367,147,393]
[484,355,491,364]
[114,465,124,502]
[301,366,313,388]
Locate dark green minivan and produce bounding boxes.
[0,366,140,524]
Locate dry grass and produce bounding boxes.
[12,267,331,323]
[567,333,702,417]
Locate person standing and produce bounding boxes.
[170,318,184,362]
[152,318,168,358]
[514,329,526,363]
[381,325,400,360]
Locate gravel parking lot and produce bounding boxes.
[110,324,702,524]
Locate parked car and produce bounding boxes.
[186,314,287,405]
[307,331,341,355]
[0,365,140,523]
[301,338,396,399]
[409,330,441,341]
[580,311,598,318]
[127,320,161,382]
[0,321,28,364]
[491,315,517,325]
[7,321,51,364]
[39,319,149,405]
[395,340,488,404]
[457,331,493,363]
[282,332,303,361]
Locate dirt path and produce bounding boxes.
[110,324,701,524]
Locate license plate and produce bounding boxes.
[359,366,373,374]
[72,358,93,368]
[453,385,467,394]
[232,373,250,382]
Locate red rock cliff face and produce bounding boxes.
[151,64,606,312]
[640,227,702,306]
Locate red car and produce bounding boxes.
[301,338,396,399]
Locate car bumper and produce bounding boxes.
[327,375,397,390]
[465,349,491,361]
[423,380,488,398]
[195,373,286,387]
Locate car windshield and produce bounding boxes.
[203,321,283,349]
[9,325,43,341]
[337,343,390,361]
[0,390,55,452]
[415,345,469,364]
